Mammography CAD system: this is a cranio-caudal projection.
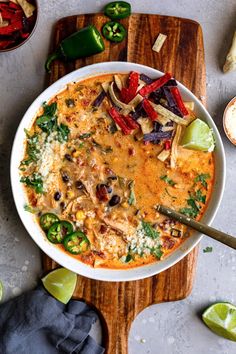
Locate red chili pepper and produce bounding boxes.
[108,107,132,135]
[164,140,171,150]
[170,87,188,116]
[9,1,21,10]
[120,71,139,103]
[122,114,139,129]
[0,20,23,35]
[139,72,172,97]
[1,9,23,21]
[142,98,158,121]
[21,32,30,39]
[0,40,14,49]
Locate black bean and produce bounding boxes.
[54,191,61,201]
[65,98,75,108]
[65,153,73,162]
[75,180,84,190]
[62,172,70,183]
[106,185,113,193]
[109,195,120,206]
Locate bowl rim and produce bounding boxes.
[10,61,226,281]
[0,0,39,53]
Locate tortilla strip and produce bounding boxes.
[153,104,188,126]
[0,13,9,28]
[16,0,35,18]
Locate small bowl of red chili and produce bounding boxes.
[0,0,38,52]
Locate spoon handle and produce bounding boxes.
[157,205,236,250]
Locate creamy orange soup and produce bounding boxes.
[20,73,214,268]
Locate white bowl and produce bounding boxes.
[10,62,226,282]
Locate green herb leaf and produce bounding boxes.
[128,181,136,205]
[203,246,213,253]
[194,173,210,188]
[160,175,176,186]
[21,131,40,166]
[179,207,198,218]
[125,254,133,262]
[24,204,38,214]
[195,189,206,204]
[20,173,44,194]
[36,102,58,134]
[150,245,163,259]
[57,123,70,143]
[141,221,159,239]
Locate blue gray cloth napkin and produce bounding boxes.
[0,287,105,354]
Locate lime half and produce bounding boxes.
[0,281,3,302]
[41,268,77,304]
[181,118,215,152]
[202,302,236,341]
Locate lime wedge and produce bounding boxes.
[202,302,236,341]
[41,268,77,304]
[0,281,3,302]
[181,118,215,152]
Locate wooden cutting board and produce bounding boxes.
[43,13,205,354]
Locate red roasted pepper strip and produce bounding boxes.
[0,20,23,35]
[122,114,139,129]
[9,1,21,10]
[139,72,172,97]
[0,40,15,49]
[108,107,132,135]
[1,9,23,21]
[170,86,188,116]
[142,98,158,121]
[164,140,171,150]
[120,71,139,103]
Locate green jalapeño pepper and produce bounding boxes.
[104,1,131,20]
[63,231,90,255]
[45,25,105,73]
[47,221,73,244]
[102,21,126,43]
[40,213,59,231]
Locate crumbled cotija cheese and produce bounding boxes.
[126,223,162,255]
[37,132,65,191]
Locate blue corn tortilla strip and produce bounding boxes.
[92,90,106,107]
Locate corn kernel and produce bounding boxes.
[113,157,118,163]
[66,190,75,199]
[76,210,86,221]
[121,202,129,208]
[73,150,81,158]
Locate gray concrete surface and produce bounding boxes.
[0,0,236,353]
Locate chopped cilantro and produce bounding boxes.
[203,246,213,253]
[141,221,159,239]
[195,189,206,204]
[21,130,40,166]
[128,181,136,205]
[24,205,38,214]
[36,102,70,142]
[160,175,176,186]
[20,173,43,194]
[125,254,133,262]
[194,173,210,188]
[150,245,163,259]
[57,123,70,143]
